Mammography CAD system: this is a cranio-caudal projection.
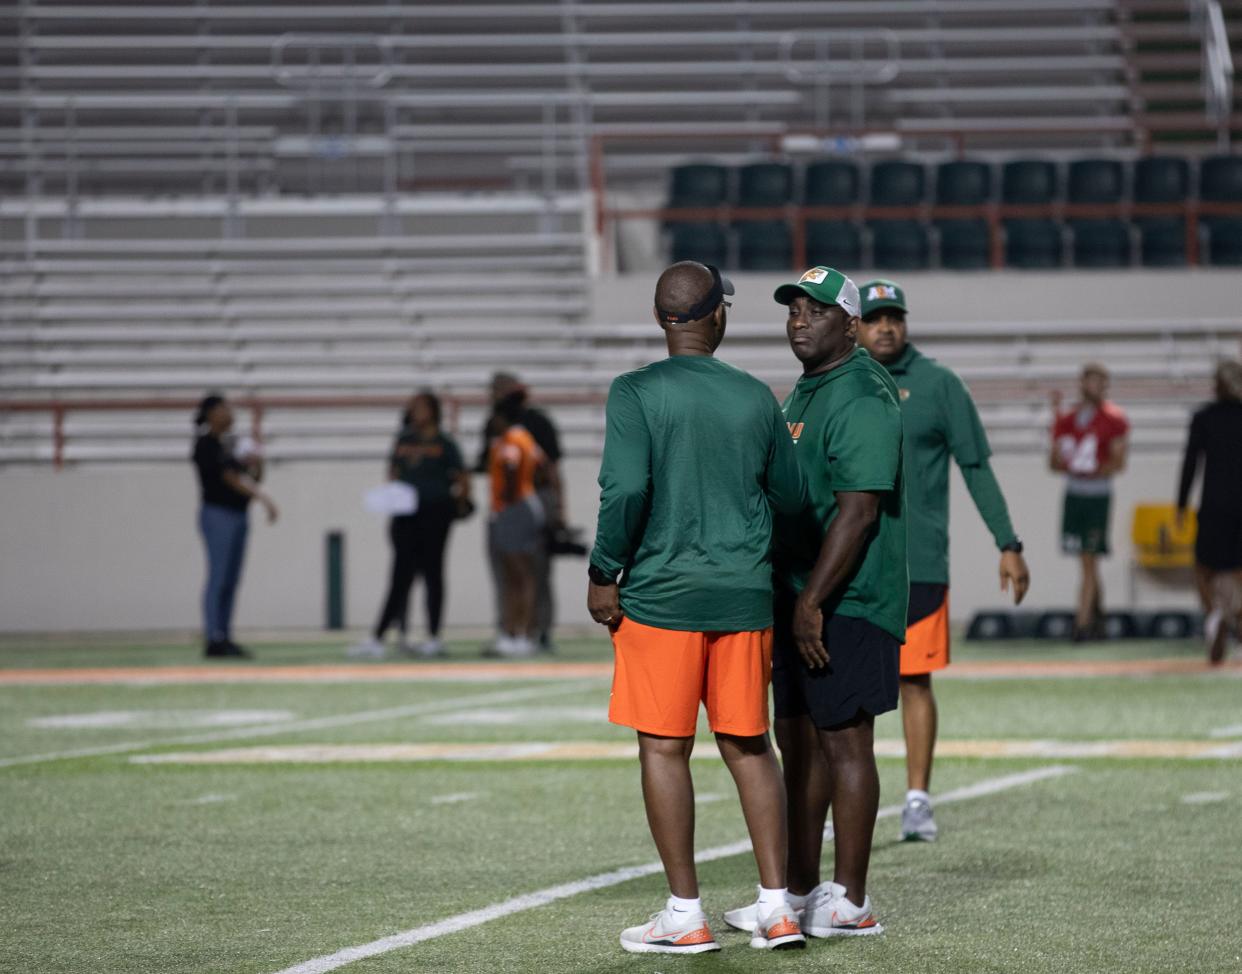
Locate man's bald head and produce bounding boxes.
[654,261,720,325]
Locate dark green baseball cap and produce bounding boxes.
[859,279,907,317]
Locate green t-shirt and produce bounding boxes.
[390,431,464,507]
[776,347,908,642]
[590,355,807,632]
[882,343,1016,584]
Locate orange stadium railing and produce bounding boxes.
[3,376,1217,470]
[1,392,609,470]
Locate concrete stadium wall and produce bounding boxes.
[0,451,1197,636]
[5,268,1234,636]
[589,267,1241,330]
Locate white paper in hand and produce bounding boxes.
[364,481,418,516]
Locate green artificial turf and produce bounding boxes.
[1,636,1239,974]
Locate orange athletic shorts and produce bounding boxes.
[899,584,950,676]
[608,616,774,738]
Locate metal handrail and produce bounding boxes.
[1192,0,1235,144]
[271,34,393,89]
[778,28,899,131]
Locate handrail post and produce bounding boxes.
[52,404,65,471]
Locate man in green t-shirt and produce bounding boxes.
[588,261,809,954]
[726,265,905,940]
[855,279,1030,842]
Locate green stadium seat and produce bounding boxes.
[667,222,728,265]
[936,219,991,270]
[1199,155,1242,203]
[736,162,793,207]
[1070,219,1131,267]
[805,220,862,269]
[1136,217,1186,267]
[869,219,929,270]
[1205,218,1242,266]
[804,159,860,205]
[736,220,792,271]
[1067,159,1123,204]
[1002,160,1058,204]
[870,160,925,207]
[667,163,729,207]
[1134,156,1189,203]
[935,160,992,205]
[1004,219,1063,268]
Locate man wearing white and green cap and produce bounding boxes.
[727,265,906,939]
[856,278,1030,842]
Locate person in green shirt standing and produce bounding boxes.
[726,266,906,940]
[587,261,809,955]
[855,279,1030,841]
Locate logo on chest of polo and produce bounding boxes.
[787,421,805,442]
[899,388,911,401]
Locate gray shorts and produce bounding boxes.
[490,495,544,555]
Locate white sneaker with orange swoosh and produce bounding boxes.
[801,882,884,937]
[750,905,807,950]
[619,907,722,954]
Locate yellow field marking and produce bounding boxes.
[130,737,1242,765]
[4,656,1240,685]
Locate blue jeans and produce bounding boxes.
[199,504,249,643]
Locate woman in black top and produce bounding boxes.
[1177,361,1242,664]
[351,391,471,659]
[191,393,278,659]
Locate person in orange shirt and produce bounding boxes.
[487,396,546,657]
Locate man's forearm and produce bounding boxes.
[800,508,875,607]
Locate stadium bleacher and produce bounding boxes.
[3,0,1240,470]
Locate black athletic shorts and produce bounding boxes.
[908,582,949,626]
[1196,507,1242,572]
[771,588,901,730]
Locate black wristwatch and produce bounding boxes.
[588,563,618,586]
[1000,538,1024,554]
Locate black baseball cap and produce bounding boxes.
[657,263,735,324]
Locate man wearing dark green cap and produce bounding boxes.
[726,265,905,939]
[856,278,1030,842]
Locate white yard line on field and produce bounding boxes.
[269,765,1077,974]
[1202,740,1242,759]
[429,792,481,806]
[1209,723,1242,738]
[1181,791,1229,805]
[0,682,598,769]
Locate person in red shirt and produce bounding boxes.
[1049,364,1130,640]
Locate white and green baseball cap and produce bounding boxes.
[773,266,861,317]
[859,279,908,317]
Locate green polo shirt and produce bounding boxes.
[775,347,908,642]
[591,355,808,632]
[882,343,1017,584]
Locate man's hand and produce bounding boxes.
[999,551,1030,605]
[792,592,829,669]
[587,581,623,629]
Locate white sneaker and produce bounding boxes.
[346,637,385,659]
[1206,609,1227,663]
[414,637,446,659]
[619,908,720,955]
[750,904,806,950]
[495,634,535,658]
[801,882,883,937]
[724,893,807,933]
[901,795,939,842]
